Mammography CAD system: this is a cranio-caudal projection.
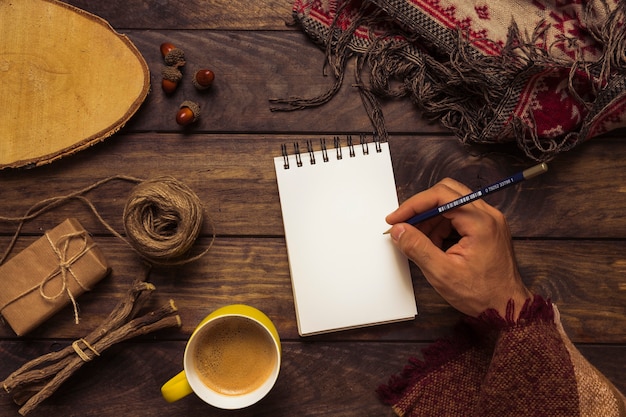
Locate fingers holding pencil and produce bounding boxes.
[386,179,466,245]
[384,163,547,235]
[385,175,536,319]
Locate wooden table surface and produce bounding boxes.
[0,1,624,416]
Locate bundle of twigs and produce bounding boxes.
[2,280,181,416]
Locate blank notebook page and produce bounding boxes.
[274,141,417,336]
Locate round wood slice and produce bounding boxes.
[0,0,150,169]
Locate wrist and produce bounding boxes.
[507,288,534,321]
[469,294,554,332]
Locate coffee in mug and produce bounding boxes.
[161,305,281,409]
[193,316,278,396]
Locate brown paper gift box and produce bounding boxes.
[0,218,110,336]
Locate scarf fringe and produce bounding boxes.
[271,0,626,161]
[376,295,555,405]
[466,294,555,331]
[376,324,476,406]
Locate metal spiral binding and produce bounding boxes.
[281,134,383,169]
[333,137,343,160]
[375,135,382,152]
[347,135,356,157]
[281,143,289,169]
[293,142,303,167]
[320,138,329,162]
[360,134,369,155]
[306,139,316,165]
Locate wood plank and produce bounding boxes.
[0,2,620,415]
[0,236,457,342]
[0,340,399,417]
[517,241,626,343]
[0,340,623,416]
[1,134,626,238]
[107,30,437,134]
[0,238,623,344]
[390,135,626,238]
[64,0,296,30]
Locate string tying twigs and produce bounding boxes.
[0,175,215,267]
[1,277,181,416]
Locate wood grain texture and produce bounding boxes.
[0,0,149,169]
[0,1,623,415]
[64,0,295,30]
[0,238,622,345]
[117,30,436,134]
[0,135,625,238]
[1,340,624,417]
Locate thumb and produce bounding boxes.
[389,224,447,276]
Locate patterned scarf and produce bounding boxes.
[271,0,626,161]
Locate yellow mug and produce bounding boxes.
[161,304,281,409]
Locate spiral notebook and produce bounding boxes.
[274,136,416,336]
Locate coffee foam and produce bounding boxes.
[193,316,277,396]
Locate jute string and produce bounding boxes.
[0,230,96,325]
[72,338,100,362]
[0,175,215,267]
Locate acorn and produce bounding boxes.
[160,42,186,68]
[176,100,200,126]
[161,66,182,94]
[192,69,215,90]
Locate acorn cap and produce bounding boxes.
[164,48,186,67]
[180,100,200,121]
[161,66,182,82]
[192,76,208,90]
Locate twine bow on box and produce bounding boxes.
[0,175,213,337]
[0,222,109,334]
[37,231,97,325]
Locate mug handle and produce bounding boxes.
[161,370,193,402]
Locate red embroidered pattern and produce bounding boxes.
[474,5,489,20]
[289,0,626,158]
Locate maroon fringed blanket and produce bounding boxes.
[377,296,626,416]
[272,0,626,161]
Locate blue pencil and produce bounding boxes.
[384,163,548,234]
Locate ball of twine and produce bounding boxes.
[123,177,204,265]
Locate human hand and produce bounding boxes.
[386,178,532,319]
